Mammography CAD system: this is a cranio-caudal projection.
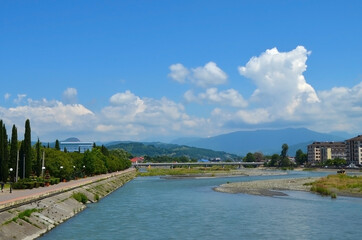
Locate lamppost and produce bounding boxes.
[42,166,46,182]
[9,168,13,193]
[60,166,64,182]
[83,165,86,178]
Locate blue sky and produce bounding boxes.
[0,0,361,142]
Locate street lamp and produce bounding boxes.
[42,167,46,182]
[60,166,64,182]
[9,168,13,193]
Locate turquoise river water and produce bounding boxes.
[40,170,362,240]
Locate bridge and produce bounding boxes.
[132,162,264,168]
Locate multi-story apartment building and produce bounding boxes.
[307,142,346,164]
[345,135,362,166]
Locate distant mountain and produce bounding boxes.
[106,142,239,160]
[172,128,346,156]
[63,137,81,142]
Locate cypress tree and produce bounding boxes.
[55,139,60,150]
[10,124,18,181]
[0,121,9,182]
[35,138,41,176]
[0,120,4,182]
[19,141,25,179]
[24,119,32,178]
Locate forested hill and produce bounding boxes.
[106,142,239,160]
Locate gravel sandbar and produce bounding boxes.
[214,177,320,197]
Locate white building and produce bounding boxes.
[60,138,94,153]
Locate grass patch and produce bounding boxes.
[2,209,39,225]
[72,192,88,204]
[94,194,100,201]
[303,168,317,171]
[310,174,362,198]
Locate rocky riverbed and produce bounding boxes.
[214,177,320,197]
[161,168,288,179]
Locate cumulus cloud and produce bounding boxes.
[304,82,362,133]
[191,62,228,87]
[0,96,95,141]
[237,46,320,123]
[169,62,228,88]
[62,88,78,104]
[97,90,211,140]
[168,63,189,83]
[184,88,247,108]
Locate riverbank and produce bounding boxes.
[214,171,362,198]
[0,168,136,240]
[139,167,288,179]
[214,177,319,196]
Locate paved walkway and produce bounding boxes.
[0,168,135,209]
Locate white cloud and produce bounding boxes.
[184,88,247,108]
[14,94,27,104]
[191,62,228,87]
[4,93,10,100]
[97,90,213,140]
[62,88,78,104]
[0,99,95,141]
[168,63,189,83]
[168,62,228,88]
[238,46,319,121]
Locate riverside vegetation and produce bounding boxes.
[307,174,362,198]
[137,166,237,177]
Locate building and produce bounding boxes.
[345,135,362,166]
[131,157,144,164]
[60,138,94,153]
[307,142,346,164]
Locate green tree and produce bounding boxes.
[333,158,346,166]
[253,152,264,162]
[24,119,32,178]
[281,143,289,159]
[0,120,9,182]
[34,138,42,176]
[83,149,107,175]
[295,149,307,165]
[244,152,256,162]
[55,139,60,150]
[9,124,18,181]
[268,154,280,167]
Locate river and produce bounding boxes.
[40,170,362,240]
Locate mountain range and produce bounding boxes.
[106,141,239,160]
[171,128,350,156]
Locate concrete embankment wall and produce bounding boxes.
[0,169,136,240]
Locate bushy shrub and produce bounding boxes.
[72,192,88,204]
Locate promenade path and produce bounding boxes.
[0,168,135,210]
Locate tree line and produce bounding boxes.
[0,119,131,183]
[243,144,308,167]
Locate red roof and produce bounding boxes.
[131,157,144,163]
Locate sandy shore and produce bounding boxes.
[161,169,288,179]
[214,177,320,197]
